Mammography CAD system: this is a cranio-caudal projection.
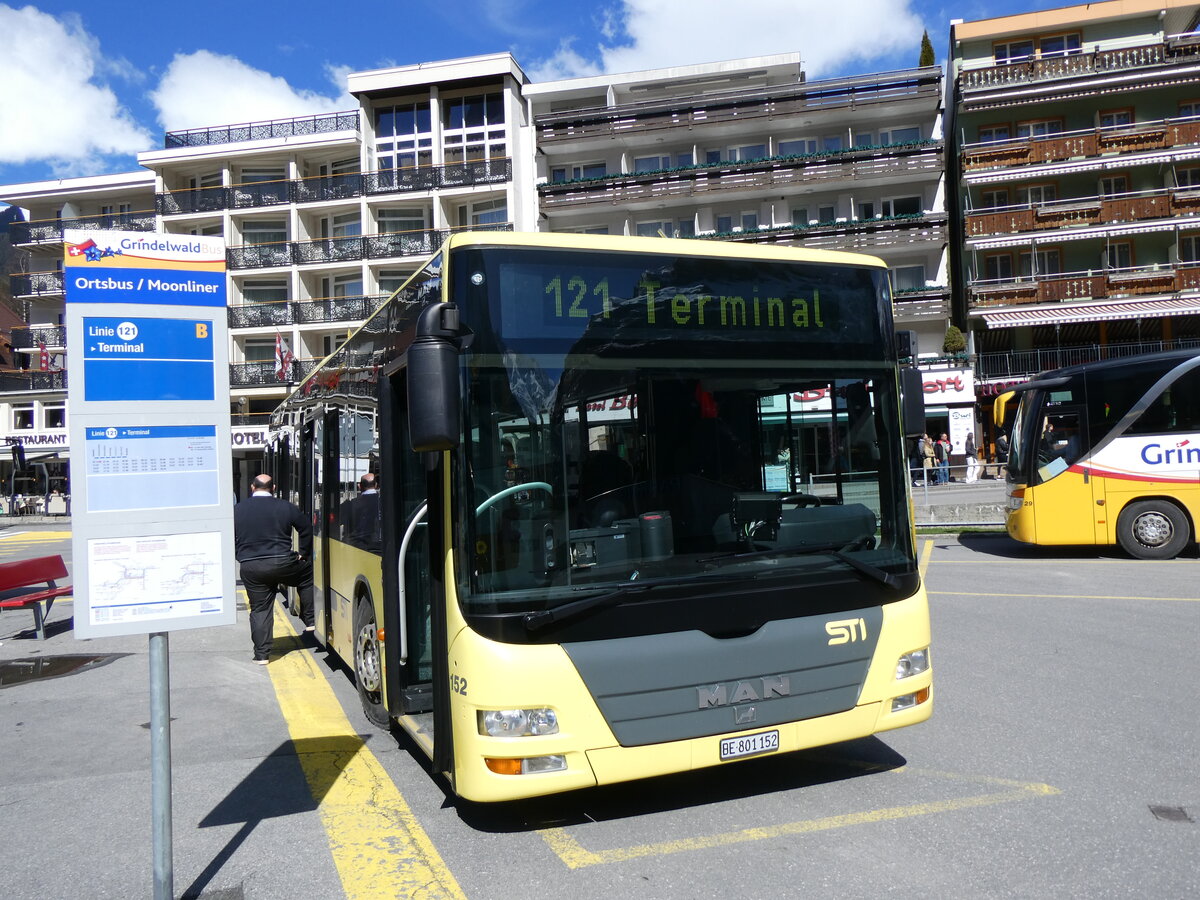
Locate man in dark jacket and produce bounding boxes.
[234,474,314,664]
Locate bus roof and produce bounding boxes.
[440,230,889,270]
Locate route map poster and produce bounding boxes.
[86,532,223,626]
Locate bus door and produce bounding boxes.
[1034,405,1095,543]
[314,409,339,642]
[380,367,447,766]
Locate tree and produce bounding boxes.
[919,30,935,67]
[943,325,966,355]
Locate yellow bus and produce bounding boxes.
[269,232,932,802]
[996,348,1200,560]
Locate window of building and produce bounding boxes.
[740,212,759,231]
[1106,242,1133,270]
[1179,101,1200,119]
[892,265,926,292]
[243,338,276,363]
[1180,235,1200,262]
[984,254,1013,280]
[43,402,65,430]
[12,403,34,430]
[882,196,922,216]
[779,139,818,156]
[636,221,669,237]
[1016,184,1057,205]
[1016,119,1064,139]
[1099,109,1133,129]
[191,172,222,190]
[242,219,287,245]
[715,215,733,233]
[459,198,507,227]
[1039,33,1082,58]
[443,92,506,165]
[818,205,837,222]
[375,102,433,170]
[1099,175,1129,196]
[236,166,286,185]
[1018,249,1062,276]
[328,212,361,238]
[857,202,876,219]
[242,279,288,304]
[634,219,694,238]
[1177,167,1200,188]
[378,208,427,234]
[880,126,921,145]
[634,155,672,173]
[791,207,809,226]
[980,189,1010,209]
[822,135,843,152]
[994,39,1035,63]
[551,162,607,182]
[378,270,408,294]
[978,124,1012,143]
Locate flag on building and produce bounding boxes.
[275,332,294,381]
[38,341,49,371]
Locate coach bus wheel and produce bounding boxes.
[1116,500,1190,560]
[354,599,389,727]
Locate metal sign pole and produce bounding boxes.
[149,631,173,900]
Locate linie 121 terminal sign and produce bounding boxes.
[64,229,236,639]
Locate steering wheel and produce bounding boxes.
[781,493,822,508]
[474,482,553,516]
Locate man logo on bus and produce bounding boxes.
[826,617,868,645]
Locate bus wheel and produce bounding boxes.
[354,599,389,727]
[1116,500,1190,560]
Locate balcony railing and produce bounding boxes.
[968,262,1200,307]
[227,294,388,328]
[164,111,359,148]
[976,338,1200,380]
[959,37,1200,93]
[11,272,64,297]
[226,223,512,269]
[158,159,512,214]
[10,326,67,350]
[540,142,942,210]
[0,371,67,392]
[536,67,941,144]
[964,187,1191,238]
[962,115,1200,172]
[9,211,156,246]
[229,358,319,387]
[689,212,947,253]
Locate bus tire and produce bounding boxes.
[353,598,389,727]
[1116,500,1190,560]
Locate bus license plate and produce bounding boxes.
[720,729,779,761]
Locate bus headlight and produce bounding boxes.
[478,707,559,737]
[896,648,929,679]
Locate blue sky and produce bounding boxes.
[0,0,1071,187]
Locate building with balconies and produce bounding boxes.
[526,55,950,358]
[2,53,532,498]
[947,0,1200,396]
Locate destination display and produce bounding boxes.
[82,316,216,402]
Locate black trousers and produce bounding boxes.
[239,554,314,660]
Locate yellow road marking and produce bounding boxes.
[540,769,1058,868]
[0,531,71,542]
[931,590,1198,602]
[919,538,933,579]
[266,606,465,900]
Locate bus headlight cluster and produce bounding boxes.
[895,648,929,679]
[478,707,559,737]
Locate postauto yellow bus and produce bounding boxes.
[268,232,931,802]
[995,348,1200,560]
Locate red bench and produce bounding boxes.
[0,554,73,640]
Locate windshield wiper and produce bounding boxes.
[523,572,745,632]
[701,535,904,590]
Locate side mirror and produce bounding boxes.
[408,303,461,452]
[900,367,925,438]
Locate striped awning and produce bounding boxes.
[978,296,1200,328]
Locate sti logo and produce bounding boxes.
[826,617,868,645]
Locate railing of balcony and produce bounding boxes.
[229,358,319,387]
[961,114,1200,172]
[689,212,947,251]
[969,262,1200,306]
[541,142,942,208]
[11,272,65,297]
[158,159,513,215]
[10,212,156,245]
[0,371,67,392]
[228,302,293,328]
[293,294,386,324]
[964,187,1189,237]
[164,111,359,148]
[10,326,67,350]
[231,412,274,428]
[976,338,1200,380]
[535,67,942,143]
[959,37,1200,92]
[226,223,513,270]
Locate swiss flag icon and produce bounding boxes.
[68,239,98,257]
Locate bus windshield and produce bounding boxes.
[453,247,916,628]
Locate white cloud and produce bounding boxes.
[529,39,604,82]
[0,5,152,173]
[149,51,355,133]
[532,0,925,80]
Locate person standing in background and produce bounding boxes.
[935,433,951,484]
[965,431,979,483]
